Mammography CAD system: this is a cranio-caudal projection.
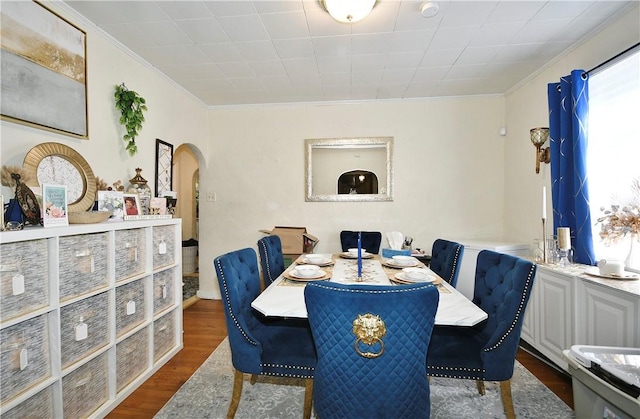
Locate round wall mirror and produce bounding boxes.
[23,142,97,212]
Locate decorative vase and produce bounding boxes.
[127,168,152,215]
[625,235,639,271]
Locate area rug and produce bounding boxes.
[182,275,199,301]
[155,338,574,418]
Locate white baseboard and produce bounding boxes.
[196,289,220,300]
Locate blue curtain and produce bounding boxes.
[547,70,595,265]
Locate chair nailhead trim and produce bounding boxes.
[428,365,485,380]
[215,258,259,347]
[429,366,484,373]
[310,282,434,294]
[428,373,484,379]
[261,363,314,372]
[484,263,536,353]
[449,245,462,283]
[258,240,275,283]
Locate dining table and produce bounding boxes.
[251,253,488,326]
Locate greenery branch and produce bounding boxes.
[114,83,148,156]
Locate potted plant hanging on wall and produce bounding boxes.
[114,83,148,156]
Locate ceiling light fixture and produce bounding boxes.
[420,1,439,18]
[321,0,377,23]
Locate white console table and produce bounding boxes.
[520,263,639,371]
[0,219,183,418]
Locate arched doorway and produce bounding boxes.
[174,144,201,307]
[174,145,199,242]
[337,170,378,194]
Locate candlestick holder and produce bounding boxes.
[542,218,547,263]
[557,248,573,266]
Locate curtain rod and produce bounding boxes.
[585,42,640,75]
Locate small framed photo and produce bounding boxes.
[123,193,141,216]
[42,184,68,227]
[149,197,167,215]
[97,190,124,220]
[155,139,173,197]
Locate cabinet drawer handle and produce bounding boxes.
[75,373,92,387]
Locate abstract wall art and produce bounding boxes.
[1,1,88,138]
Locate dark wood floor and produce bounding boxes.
[107,299,574,418]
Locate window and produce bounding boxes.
[587,48,640,267]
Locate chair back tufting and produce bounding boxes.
[257,235,285,287]
[214,247,316,418]
[340,230,383,254]
[430,239,464,287]
[214,248,316,376]
[214,248,266,373]
[305,281,439,419]
[425,250,535,419]
[472,250,537,379]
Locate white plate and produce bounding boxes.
[289,269,326,279]
[383,259,419,268]
[340,252,374,259]
[394,272,436,283]
[584,267,639,280]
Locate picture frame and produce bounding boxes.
[42,184,68,227]
[0,1,88,138]
[123,193,141,216]
[155,139,173,197]
[97,190,124,221]
[149,197,167,215]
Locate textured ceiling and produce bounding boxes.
[61,0,636,106]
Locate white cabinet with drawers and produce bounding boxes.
[520,263,640,371]
[576,278,639,348]
[0,219,183,418]
[521,267,575,369]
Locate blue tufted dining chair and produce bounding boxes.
[305,281,439,419]
[426,250,536,419]
[257,235,285,288]
[430,238,464,287]
[340,230,382,254]
[214,248,316,419]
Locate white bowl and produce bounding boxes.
[392,255,414,266]
[305,254,325,264]
[348,248,366,256]
[403,267,428,280]
[294,264,321,277]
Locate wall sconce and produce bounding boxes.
[321,0,377,23]
[530,127,550,174]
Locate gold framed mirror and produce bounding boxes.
[305,137,394,202]
[23,142,97,212]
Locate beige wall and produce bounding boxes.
[197,97,506,298]
[1,3,637,300]
[503,5,640,245]
[1,2,208,207]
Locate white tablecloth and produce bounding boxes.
[251,255,488,326]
